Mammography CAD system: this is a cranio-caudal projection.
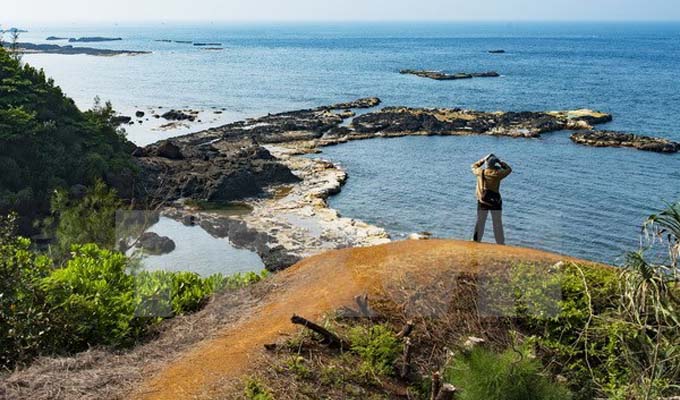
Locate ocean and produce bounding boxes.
[19,21,680,264]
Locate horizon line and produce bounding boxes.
[5,18,680,26]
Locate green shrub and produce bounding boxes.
[0,214,53,367]
[444,345,572,400]
[46,180,122,255]
[41,244,139,349]
[244,377,274,400]
[516,262,622,399]
[348,324,402,377]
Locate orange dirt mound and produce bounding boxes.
[133,240,589,399]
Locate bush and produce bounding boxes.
[0,216,268,368]
[444,345,572,400]
[46,180,122,255]
[347,324,402,377]
[41,244,140,349]
[0,214,53,367]
[244,378,274,400]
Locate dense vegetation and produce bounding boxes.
[0,46,136,232]
[0,213,268,368]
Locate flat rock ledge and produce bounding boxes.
[571,130,680,153]
[400,69,500,80]
[160,148,390,271]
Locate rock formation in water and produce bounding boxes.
[68,37,123,42]
[137,232,176,255]
[10,42,149,56]
[571,130,680,153]
[400,69,500,80]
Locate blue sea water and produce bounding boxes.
[19,22,680,264]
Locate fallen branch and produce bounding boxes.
[430,371,442,400]
[291,314,348,349]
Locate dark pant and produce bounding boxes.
[473,203,505,245]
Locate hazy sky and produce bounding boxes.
[6,0,680,23]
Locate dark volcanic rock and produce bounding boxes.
[155,141,184,160]
[161,110,195,121]
[69,37,122,43]
[488,49,506,54]
[110,115,132,125]
[137,136,300,206]
[131,147,147,157]
[400,69,500,80]
[138,232,176,255]
[351,107,612,138]
[135,110,145,118]
[571,130,679,153]
[193,42,222,46]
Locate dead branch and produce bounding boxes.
[400,337,412,379]
[291,314,348,349]
[430,371,442,400]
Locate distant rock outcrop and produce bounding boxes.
[46,36,68,41]
[571,130,679,153]
[488,49,506,54]
[161,110,196,122]
[69,37,122,43]
[400,69,500,80]
[10,42,149,56]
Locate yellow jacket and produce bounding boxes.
[471,159,512,201]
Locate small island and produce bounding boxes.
[571,130,679,153]
[68,37,123,42]
[9,42,149,56]
[194,42,223,46]
[400,69,500,80]
[488,49,506,53]
[46,36,68,41]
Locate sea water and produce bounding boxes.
[18,22,680,264]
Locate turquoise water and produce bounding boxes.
[19,22,680,263]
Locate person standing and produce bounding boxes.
[471,154,512,244]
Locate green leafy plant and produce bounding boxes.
[348,324,402,378]
[0,214,52,367]
[444,345,572,400]
[244,377,275,400]
[41,244,139,349]
[46,179,123,255]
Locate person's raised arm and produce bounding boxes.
[498,161,512,178]
[471,154,491,175]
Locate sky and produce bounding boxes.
[5,0,680,23]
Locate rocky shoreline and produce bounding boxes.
[132,98,641,271]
